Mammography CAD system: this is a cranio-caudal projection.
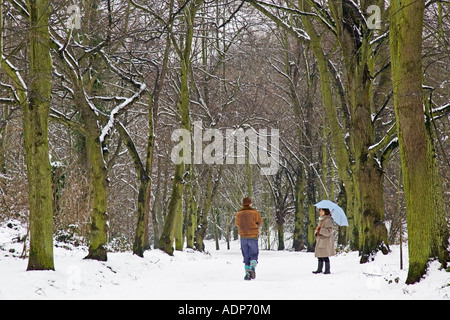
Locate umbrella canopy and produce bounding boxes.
[314,200,349,227]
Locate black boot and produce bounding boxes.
[312,258,323,274]
[324,258,330,274]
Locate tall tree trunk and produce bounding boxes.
[159,80,189,254]
[159,1,204,254]
[51,83,110,262]
[25,0,55,271]
[195,167,214,252]
[328,0,389,262]
[159,161,185,255]
[133,2,172,254]
[174,192,184,251]
[277,223,285,251]
[151,155,165,249]
[293,171,305,251]
[213,208,220,250]
[132,95,155,257]
[348,58,389,262]
[158,49,190,254]
[133,176,151,257]
[390,0,448,284]
[298,3,357,248]
[83,127,109,261]
[185,167,197,249]
[282,33,309,252]
[423,90,449,268]
[72,0,109,262]
[307,203,316,252]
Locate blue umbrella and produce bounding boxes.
[314,200,349,227]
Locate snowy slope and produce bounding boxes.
[0,220,449,300]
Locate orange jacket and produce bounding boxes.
[235,205,264,238]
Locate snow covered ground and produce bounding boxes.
[0,219,449,300]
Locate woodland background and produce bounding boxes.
[0,0,448,285]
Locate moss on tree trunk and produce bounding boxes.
[25,0,55,271]
[390,0,448,284]
[84,134,109,261]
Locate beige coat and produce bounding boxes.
[314,216,335,257]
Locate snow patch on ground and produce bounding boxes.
[0,220,449,300]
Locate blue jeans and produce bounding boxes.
[240,238,259,266]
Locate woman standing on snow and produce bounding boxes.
[313,208,335,274]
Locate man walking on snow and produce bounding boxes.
[235,197,264,280]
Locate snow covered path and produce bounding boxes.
[1,236,449,300]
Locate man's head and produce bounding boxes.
[242,197,252,206]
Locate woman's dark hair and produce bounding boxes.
[322,208,331,215]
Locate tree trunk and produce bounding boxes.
[151,155,164,249]
[298,4,356,246]
[133,176,151,257]
[307,204,316,252]
[174,193,184,251]
[159,1,202,255]
[327,0,389,262]
[292,172,305,251]
[348,61,389,262]
[159,162,184,255]
[213,208,220,250]
[131,96,155,257]
[389,0,448,284]
[195,167,214,252]
[83,132,109,261]
[423,91,449,268]
[185,167,197,249]
[277,223,285,251]
[25,0,55,271]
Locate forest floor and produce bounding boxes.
[0,219,449,300]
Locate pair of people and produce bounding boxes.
[235,198,335,280]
